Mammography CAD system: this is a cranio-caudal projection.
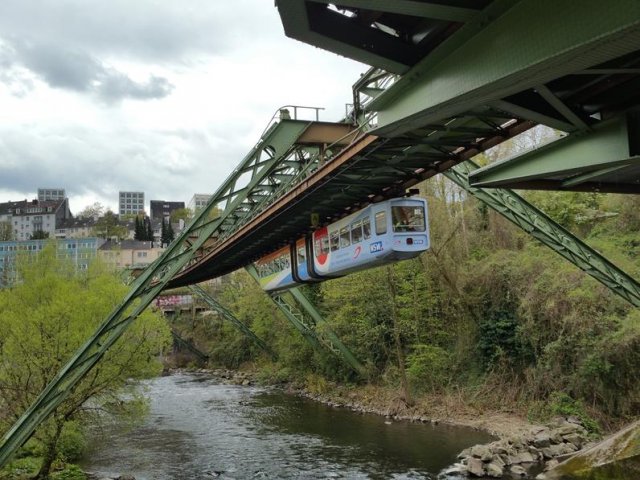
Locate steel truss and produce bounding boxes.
[0,107,335,467]
[245,265,366,376]
[188,284,276,360]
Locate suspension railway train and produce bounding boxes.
[256,197,430,292]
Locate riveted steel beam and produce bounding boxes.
[469,116,640,193]
[373,0,640,136]
[0,113,316,468]
[245,265,366,376]
[188,284,276,360]
[171,331,209,363]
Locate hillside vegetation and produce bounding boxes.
[176,175,640,431]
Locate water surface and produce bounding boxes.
[82,373,493,479]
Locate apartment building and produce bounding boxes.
[98,239,164,270]
[150,200,185,221]
[0,198,72,241]
[37,188,66,202]
[118,191,145,216]
[0,237,103,287]
[187,194,211,213]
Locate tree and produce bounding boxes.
[134,215,144,241]
[161,219,175,246]
[145,217,154,242]
[29,230,49,240]
[169,208,192,224]
[0,246,171,478]
[77,202,105,220]
[0,221,13,241]
[167,221,175,243]
[93,210,127,240]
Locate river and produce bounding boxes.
[81,372,493,479]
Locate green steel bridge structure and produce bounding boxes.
[2,0,640,466]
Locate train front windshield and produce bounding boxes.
[392,205,426,233]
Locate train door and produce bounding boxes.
[369,204,389,256]
[312,226,330,275]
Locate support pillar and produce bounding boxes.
[245,265,366,376]
[188,284,276,360]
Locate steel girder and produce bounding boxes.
[444,161,640,308]
[245,265,366,376]
[188,284,276,360]
[0,113,319,467]
[372,0,640,136]
[167,118,360,287]
[468,116,640,193]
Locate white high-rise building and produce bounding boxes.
[119,191,145,216]
[188,194,212,213]
[37,188,66,202]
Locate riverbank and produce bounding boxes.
[82,371,495,480]
[179,366,597,479]
[189,367,542,438]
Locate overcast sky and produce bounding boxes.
[0,0,365,214]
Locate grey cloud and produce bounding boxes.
[6,40,174,101]
[97,73,174,102]
[0,125,248,212]
[0,0,252,62]
[15,41,99,91]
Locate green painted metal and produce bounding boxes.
[489,100,576,133]
[0,111,315,468]
[188,284,276,360]
[288,287,366,375]
[245,265,366,376]
[310,0,478,22]
[469,117,638,189]
[276,0,410,74]
[373,0,640,136]
[444,160,640,308]
[245,265,323,351]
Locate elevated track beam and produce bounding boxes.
[0,112,315,468]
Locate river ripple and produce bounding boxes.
[81,373,493,479]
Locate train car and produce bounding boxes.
[255,197,429,292]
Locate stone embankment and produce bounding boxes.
[450,419,590,479]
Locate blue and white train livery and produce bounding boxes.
[255,197,429,292]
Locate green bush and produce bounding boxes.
[550,392,600,434]
[50,464,87,480]
[406,344,451,392]
[0,456,41,479]
[478,309,532,369]
[57,423,85,462]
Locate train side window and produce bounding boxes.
[330,230,339,251]
[375,211,387,235]
[340,227,350,248]
[314,236,322,256]
[297,246,305,264]
[322,236,330,255]
[351,220,363,243]
[392,205,426,232]
[363,217,371,239]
